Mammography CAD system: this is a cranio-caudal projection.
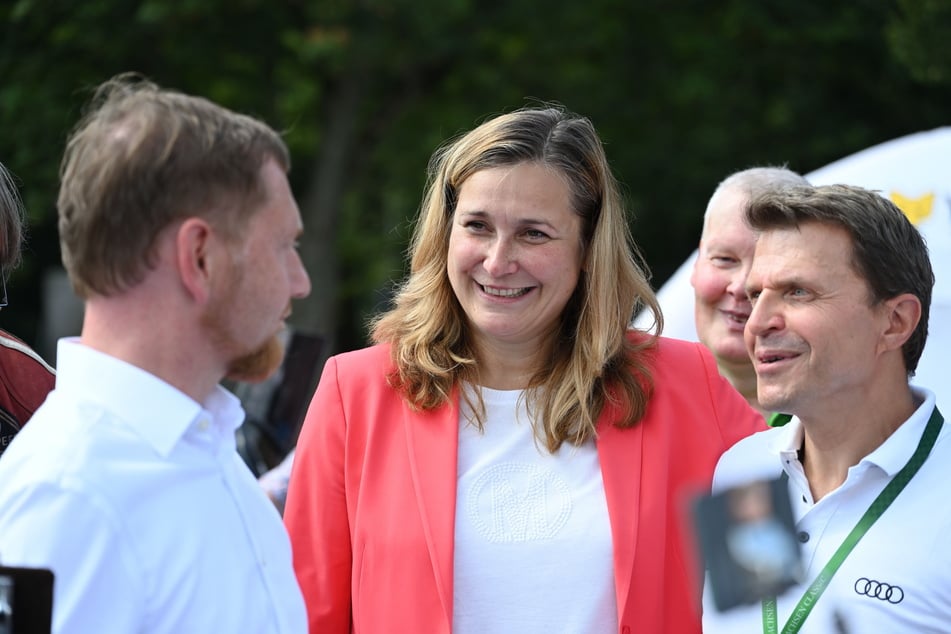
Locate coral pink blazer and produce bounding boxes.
[284,336,764,633]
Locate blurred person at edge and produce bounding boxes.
[283,105,764,634]
[0,75,310,633]
[0,161,55,457]
[703,185,948,633]
[690,166,809,419]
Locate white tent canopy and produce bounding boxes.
[634,127,950,405]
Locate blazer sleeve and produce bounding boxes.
[696,343,767,451]
[284,355,353,634]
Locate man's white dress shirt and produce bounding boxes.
[0,339,307,633]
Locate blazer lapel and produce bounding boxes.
[597,403,645,621]
[403,394,460,630]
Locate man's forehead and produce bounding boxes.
[704,188,748,227]
[750,224,854,278]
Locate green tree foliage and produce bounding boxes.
[887,0,951,84]
[1,0,949,359]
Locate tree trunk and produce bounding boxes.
[291,70,365,370]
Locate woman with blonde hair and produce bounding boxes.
[284,106,763,633]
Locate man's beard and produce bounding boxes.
[225,333,286,383]
[202,273,288,384]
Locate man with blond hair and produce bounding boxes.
[0,75,311,633]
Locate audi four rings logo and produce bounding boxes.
[854,578,904,604]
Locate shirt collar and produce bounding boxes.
[54,338,245,457]
[766,387,939,478]
[861,387,937,476]
[768,417,805,468]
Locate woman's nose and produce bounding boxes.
[484,239,517,276]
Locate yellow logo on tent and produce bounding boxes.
[890,191,934,226]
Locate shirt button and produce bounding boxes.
[797,531,810,543]
[197,418,210,432]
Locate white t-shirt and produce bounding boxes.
[702,388,951,633]
[452,386,618,633]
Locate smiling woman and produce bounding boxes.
[283,105,765,634]
[447,162,583,387]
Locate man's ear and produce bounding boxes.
[176,218,214,305]
[879,293,922,353]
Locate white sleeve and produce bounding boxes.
[0,481,145,634]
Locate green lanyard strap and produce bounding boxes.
[762,406,944,634]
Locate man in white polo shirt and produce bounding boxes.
[702,184,948,633]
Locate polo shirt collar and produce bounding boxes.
[765,387,938,478]
[859,387,937,477]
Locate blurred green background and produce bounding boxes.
[2,0,949,364]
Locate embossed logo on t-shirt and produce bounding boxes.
[467,462,572,542]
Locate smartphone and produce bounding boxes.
[0,566,54,634]
[693,477,803,612]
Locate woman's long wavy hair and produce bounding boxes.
[371,106,662,452]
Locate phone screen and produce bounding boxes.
[0,566,54,634]
[693,477,803,612]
